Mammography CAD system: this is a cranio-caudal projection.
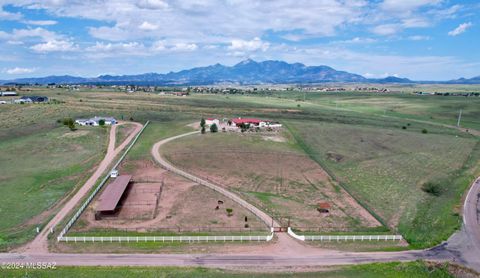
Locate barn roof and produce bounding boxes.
[96,175,132,212]
[232,118,266,124]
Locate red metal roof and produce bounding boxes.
[232,118,265,124]
[96,175,132,212]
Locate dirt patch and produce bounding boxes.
[162,133,381,231]
[262,134,287,143]
[60,130,90,138]
[326,152,344,163]
[72,161,266,234]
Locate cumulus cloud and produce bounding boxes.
[138,21,159,31]
[170,43,198,51]
[136,0,169,10]
[5,67,36,74]
[448,22,472,36]
[380,0,442,12]
[229,37,269,52]
[30,40,78,52]
[372,24,401,35]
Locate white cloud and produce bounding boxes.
[380,0,442,12]
[363,72,399,78]
[30,40,78,53]
[136,0,169,10]
[23,20,58,26]
[372,24,401,35]
[229,37,269,52]
[408,35,430,41]
[448,22,472,36]
[170,43,198,51]
[5,67,36,74]
[0,7,23,20]
[138,21,159,31]
[85,41,146,56]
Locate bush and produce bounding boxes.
[200,118,206,128]
[98,119,105,126]
[210,123,218,133]
[402,126,407,129]
[422,129,428,134]
[421,182,442,196]
[226,208,233,216]
[62,117,74,126]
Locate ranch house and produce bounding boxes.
[75,116,117,126]
[231,118,282,128]
[205,118,220,126]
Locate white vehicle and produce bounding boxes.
[0,100,7,104]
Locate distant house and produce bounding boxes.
[16,96,49,103]
[75,116,117,126]
[0,91,18,97]
[205,118,219,126]
[231,118,282,128]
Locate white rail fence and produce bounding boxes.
[57,121,150,241]
[288,228,403,242]
[58,233,274,243]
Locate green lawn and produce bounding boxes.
[286,120,479,248]
[0,261,459,277]
[0,126,107,250]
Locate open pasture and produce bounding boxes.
[161,132,381,231]
[287,120,479,247]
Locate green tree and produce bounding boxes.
[68,121,76,131]
[210,123,218,133]
[98,119,105,126]
[200,118,206,128]
[422,129,428,134]
[226,208,233,217]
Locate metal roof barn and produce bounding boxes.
[96,175,132,213]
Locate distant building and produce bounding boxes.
[75,116,117,126]
[205,118,220,126]
[17,96,49,103]
[0,91,18,97]
[231,118,282,128]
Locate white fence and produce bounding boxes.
[288,228,403,242]
[304,234,403,242]
[57,121,150,241]
[59,233,274,243]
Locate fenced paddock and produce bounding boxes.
[58,233,274,243]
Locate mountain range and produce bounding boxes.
[1,59,479,85]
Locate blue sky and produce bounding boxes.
[0,0,479,80]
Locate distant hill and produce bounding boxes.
[446,76,480,84]
[0,59,478,85]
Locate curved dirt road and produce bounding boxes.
[22,121,143,254]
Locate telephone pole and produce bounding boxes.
[457,109,462,127]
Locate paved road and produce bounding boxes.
[443,177,480,271]
[20,122,143,254]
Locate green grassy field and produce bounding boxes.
[0,86,478,252]
[286,120,479,248]
[0,125,107,250]
[0,261,464,277]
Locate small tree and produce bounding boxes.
[210,123,218,133]
[200,118,206,128]
[226,208,233,217]
[98,119,105,126]
[422,129,428,134]
[421,182,442,196]
[68,121,76,131]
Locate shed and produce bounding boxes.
[95,175,132,218]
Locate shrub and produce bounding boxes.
[402,126,407,129]
[98,119,105,126]
[226,208,233,216]
[200,118,206,128]
[210,123,218,133]
[421,182,442,196]
[63,117,74,126]
[422,129,428,134]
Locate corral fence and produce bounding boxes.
[287,228,403,242]
[76,226,270,233]
[57,121,150,241]
[58,233,274,243]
